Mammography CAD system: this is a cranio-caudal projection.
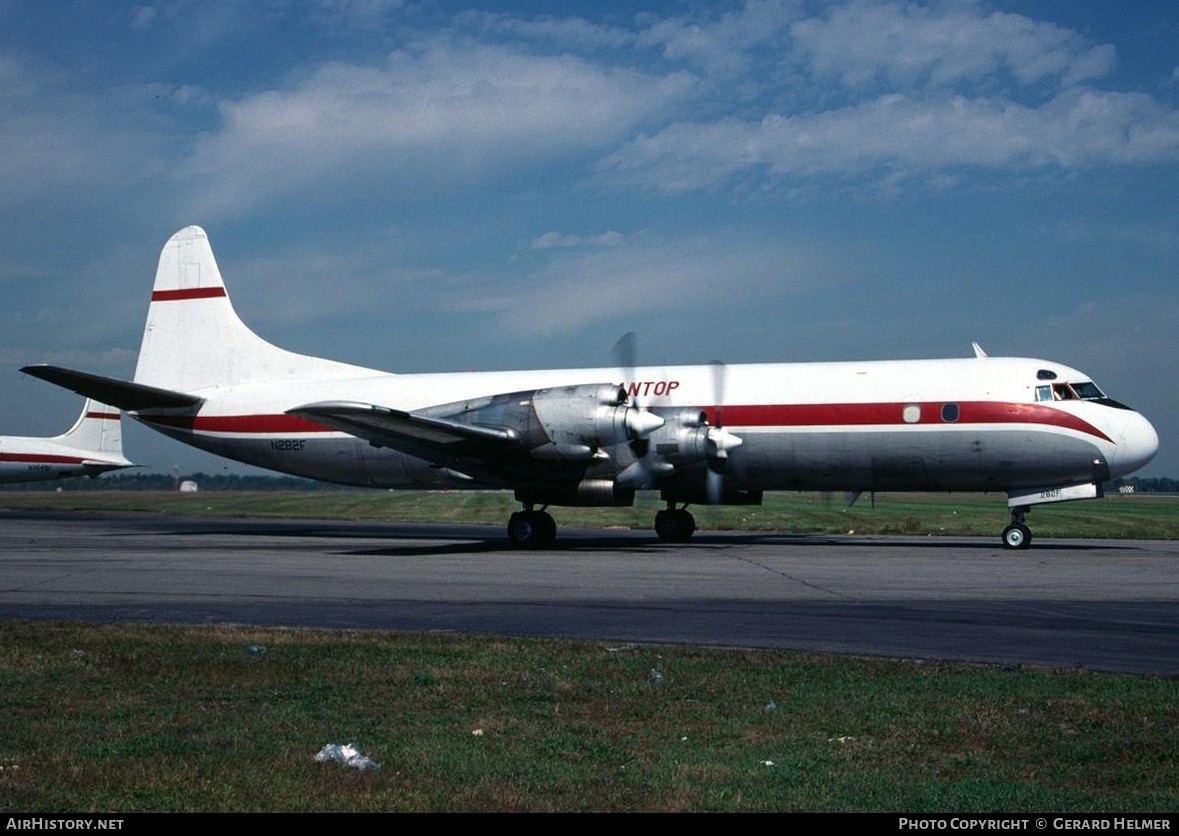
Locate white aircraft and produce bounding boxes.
[22,226,1158,548]
[0,398,133,483]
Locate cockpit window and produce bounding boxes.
[1037,374,1127,407]
[1036,379,1129,409]
[1071,381,1105,399]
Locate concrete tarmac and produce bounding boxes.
[1,510,1176,674]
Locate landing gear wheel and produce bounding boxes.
[507,510,557,548]
[1001,523,1032,550]
[655,508,696,543]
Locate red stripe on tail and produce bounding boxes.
[151,287,228,302]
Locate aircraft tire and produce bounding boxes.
[1001,523,1032,550]
[655,509,696,544]
[508,510,557,548]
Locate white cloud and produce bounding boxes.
[456,11,636,51]
[185,38,695,214]
[638,0,803,77]
[790,0,1116,91]
[598,89,1179,193]
[129,6,157,32]
[315,0,405,31]
[0,56,175,207]
[529,231,626,250]
[469,231,828,337]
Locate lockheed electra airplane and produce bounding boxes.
[22,226,1158,548]
[0,398,133,483]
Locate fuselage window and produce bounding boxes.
[902,404,921,423]
[941,403,959,422]
[1035,385,1052,402]
[1037,369,1058,380]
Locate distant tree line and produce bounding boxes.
[0,472,340,492]
[1109,477,1179,494]
[3,473,1175,493]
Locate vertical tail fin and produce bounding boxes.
[54,399,126,456]
[133,226,364,393]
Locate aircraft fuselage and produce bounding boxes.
[133,356,1156,495]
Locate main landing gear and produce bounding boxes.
[654,504,696,544]
[507,502,700,547]
[507,506,557,548]
[1002,506,1032,550]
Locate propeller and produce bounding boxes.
[611,331,663,442]
[612,332,661,489]
[704,359,742,504]
[702,358,730,502]
[610,334,741,499]
[612,331,639,406]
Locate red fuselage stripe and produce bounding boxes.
[138,401,1113,442]
[151,287,228,302]
[85,412,120,420]
[140,413,331,433]
[0,453,86,464]
[705,402,1112,442]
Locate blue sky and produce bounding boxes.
[1,0,1177,478]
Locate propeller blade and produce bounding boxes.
[710,359,726,428]
[613,331,638,405]
[706,460,724,505]
[612,331,638,374]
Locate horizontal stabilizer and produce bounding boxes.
[288,400,520,457]
[83,462,137,477]
[21,365,203,411]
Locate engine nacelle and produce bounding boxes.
[419,382,664,462]
[515,479,636,507]
[530,384,663,458]
[649,408,712,465]
[615,407,745,490]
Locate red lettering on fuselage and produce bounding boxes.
[622,381,680,398]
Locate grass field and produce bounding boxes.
[2,488,1178,540]
[1,622,1176,813]
[1,489,1176,812]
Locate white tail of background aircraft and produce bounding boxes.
[23,226,1160,548]
[0,398,134,484]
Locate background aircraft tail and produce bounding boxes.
[133,226,366,393]
[54,399,129,460]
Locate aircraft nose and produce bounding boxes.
[1108,410,1159,478]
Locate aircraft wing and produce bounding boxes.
[288,400,523,465]
[292,383,665,478]
[21,365,203,411]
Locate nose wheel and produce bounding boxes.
[1002,507,1032,550]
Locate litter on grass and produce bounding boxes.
[314,743,380,771]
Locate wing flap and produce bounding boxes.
[288,400,521,457]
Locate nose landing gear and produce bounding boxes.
[1002,506,1032,550]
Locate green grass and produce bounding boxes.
[2,489,1178,540]
[1,622,1175,813]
